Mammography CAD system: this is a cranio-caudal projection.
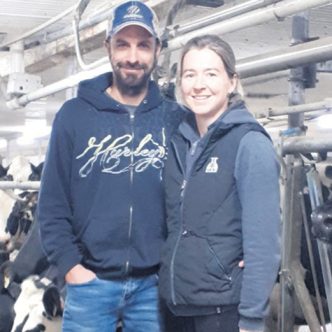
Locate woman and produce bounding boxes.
[160,35,281,332]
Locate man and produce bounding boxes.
[37,1,183,331]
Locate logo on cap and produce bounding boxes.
[127,5,140,16]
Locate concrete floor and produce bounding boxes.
[299,323,332,331]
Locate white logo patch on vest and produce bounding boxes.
[205,157,219,173]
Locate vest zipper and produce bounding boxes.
[125,112,135,275]
[170,141,189,305]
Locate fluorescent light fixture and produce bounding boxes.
[16,118,51,146]
[316,113,332,129]
[16,136,35,146]
[0,138,7,149]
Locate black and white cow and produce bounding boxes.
[0,219,63,332]
[10,275,62,332]
[0,158,52,331]
[0,157,43,250]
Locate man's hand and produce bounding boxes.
[65,264,96,284]
[239,260,244,268]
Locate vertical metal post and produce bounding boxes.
[10,40,24,74]
[280,13,309,331]
[66,57,79,99]
[280,156,303,332]
[288,13,308,129]
[280,12,322,332]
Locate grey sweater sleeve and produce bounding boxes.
[234,131,281,331]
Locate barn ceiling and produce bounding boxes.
[0,0,332,160]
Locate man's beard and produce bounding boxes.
[112,61,154,97]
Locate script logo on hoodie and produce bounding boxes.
[76,130,167,177]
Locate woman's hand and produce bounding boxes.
[65,264,96,284]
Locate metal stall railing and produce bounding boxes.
[265,12,332,332]
[279,141,332,332]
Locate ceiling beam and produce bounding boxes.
[0,20,107,77]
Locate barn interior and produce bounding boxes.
[0,0,332,331]
[0,0,331,161]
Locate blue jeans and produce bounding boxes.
[62,274,162,332]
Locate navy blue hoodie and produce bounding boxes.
[38,72,184,279]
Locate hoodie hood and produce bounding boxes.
[77,72,163,112]
[179,100,258,143]
[210,100,269,141]
[217,100,257,126]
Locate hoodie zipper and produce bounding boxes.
[170,141,189,305]
[125,112,135,275]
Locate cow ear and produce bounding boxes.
[30,162,37,172]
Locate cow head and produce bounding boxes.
[11,276,63,332]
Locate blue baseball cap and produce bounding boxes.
[107,1,160,40]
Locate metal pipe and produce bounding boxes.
[237,37,332,78]
[299,190,327,331]
[282,137,332,155]
[1,0,165,49]
[166,0,332,51]
[256,99,332,118]
[25,3,113,47]
[7,34,332,110]
[10,41,24,73]
[287,12,308,129]
[281,20,308,330]
[72,0,108,71]
[0,181,40,190]
[291,261,322,332]
[68,5,332,78]
[6,63,111,109]
[168,0,279,37]
[6,0,332,109]
[72,20,108,71]
[0,4,77,48]
[280,155,303,331]
[25,0,167,47]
